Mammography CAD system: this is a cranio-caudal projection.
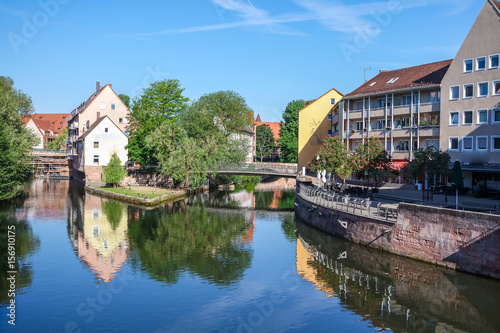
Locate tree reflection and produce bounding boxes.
[0,208,40,305]
[128,205,253,286]
[280,214,296,242]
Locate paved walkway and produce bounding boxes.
[303,175,500,213]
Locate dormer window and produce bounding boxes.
[368,82,376,87]
[386,77,399,85]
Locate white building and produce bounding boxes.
[73,116,128,185]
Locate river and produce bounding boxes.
[1,179,500,332]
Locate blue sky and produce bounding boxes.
[0,0,485,122]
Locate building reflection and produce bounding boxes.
[68,185,129,283]
[294,219,500,333]
[16,179,70,221]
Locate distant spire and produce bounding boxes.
[256,114,262,122]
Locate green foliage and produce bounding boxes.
[127,79,189,166]
[148,91,254,187]
[403,147,451,183]
[46,127,68,150]
[0,208,40,305]
[102,201,125,230]
[118,94,131,108]
[103,153,126,186]
[127,205,253,285]
[278,100,304,163]
[255,124,276,162]
[0,77,39,200]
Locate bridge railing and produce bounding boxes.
[218,163,299,175]
[296,182,398,222]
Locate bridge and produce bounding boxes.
[216,162,299,178]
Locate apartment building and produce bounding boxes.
[440,0,500,190]
[338,60,451,170]
[68,81,130,156]
[24,113,70,149]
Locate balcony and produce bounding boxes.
[419,126,439,137]
[331,113,339,125]
[391,128,412,138]
[392,152,410,160]
[419,102,440,113]
[393,105,411,115]
[347,110,362,120]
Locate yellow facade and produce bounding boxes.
[298,88,343,169]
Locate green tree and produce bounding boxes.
[255,124,276,162]
[46,127,68,150]
[102,201,125,230]
[102,153,126,187]
[118,94,131,108]
[308,136,351,183]
[350,137,390,189]
[0,77,39,200]
[127,79,189,166]
[278,100,304,163]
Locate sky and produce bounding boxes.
[0,0,487,122]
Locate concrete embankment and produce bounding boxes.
[295,182,500,279]
[85,186,208,207]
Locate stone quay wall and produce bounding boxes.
[295,187,500,279]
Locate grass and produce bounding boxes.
[96,186,173,199]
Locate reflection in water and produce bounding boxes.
[209,189,296,210]
[127,203,254,286]
[67,184,129,283]
[295,219,500,333]
[0,206,40,305]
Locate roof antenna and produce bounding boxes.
[359,66,371,83]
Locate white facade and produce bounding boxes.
[74,116,128,173]
[25,119,44,149]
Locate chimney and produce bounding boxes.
[96,81,100,93]
[379,69,388,73]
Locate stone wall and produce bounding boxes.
[295,191,500,279]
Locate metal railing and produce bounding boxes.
[296,182,398,222]
[217,163,299,176]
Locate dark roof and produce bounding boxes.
[344,59,452,99]
[77,116,118,141]
[493,0,500,12]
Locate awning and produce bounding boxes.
[390,161,409,172]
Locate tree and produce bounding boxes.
[127,79,189,166]
[350,137,390,189]
[278,100,304,163]
[102,153,126,187]
[255,124,276,162]
[46,127,68,150]
[308,136,351,183]
[0,76,39,200]
[118,94,131,108]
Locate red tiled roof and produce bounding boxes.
[24,113,70,137]
[344,60,452,98]
[255,121,281,140]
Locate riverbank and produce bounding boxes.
[295,180,500,279]
[85,185,209,206]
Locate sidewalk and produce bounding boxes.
[303,175,500,213]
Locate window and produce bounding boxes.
[478,82,488,97]
[463,84,473,98]
[125,117,130,124]
[330,98,336,105]
[92,225,99,236]
[401,117,410,128]
[426,91,440,103]
[94,141,99,148]
[93,155,99,165]
[493,109,500,124]
[490,54,499,69]
[462,137,473,151]
[386,77,399,84]
[93,209,99,219]
[476,56,486,71]
[368,82,376,87]
[449,137,459,151]
[100,102,105,110]
[119,118,123,123]
[111,103,116,110]
[464,59,473,73]
[463,110,473,125]
[105,127,109,133]
[401,95,412,106]
[356,121,363,131]
[328,130,332,136]
[477,109,488,124]
[450,111,459,125]
[125,130,130,136]
[493,80,500,96]
[426,139,439,149]
[450,86,459,100]
[327,114,332,121]
[492,136,500,151]
[398,140,409,151]
[477,136,488,151]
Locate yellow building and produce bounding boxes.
[298,88,343,169]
